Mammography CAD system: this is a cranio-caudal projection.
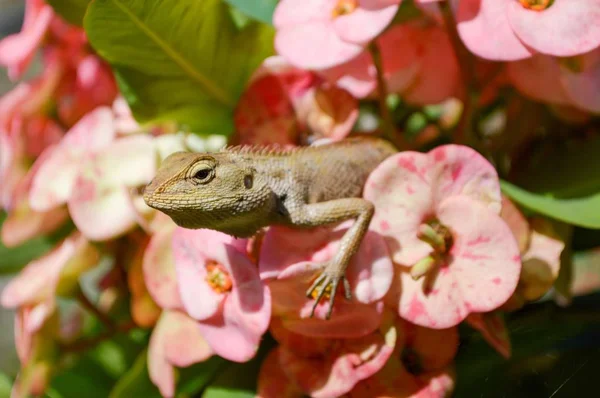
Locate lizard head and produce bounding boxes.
[143,151,275,237]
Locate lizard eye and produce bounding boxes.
[189,161,215,184]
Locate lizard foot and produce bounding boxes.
[306,267,352,320]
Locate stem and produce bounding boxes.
[439,1,478,146]
[60,321,137,354]
[76,288,115,331]
[368,42,396,143]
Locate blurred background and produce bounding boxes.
[0,0,24,380]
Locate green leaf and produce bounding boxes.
[222,0,278,24]
[176,357,227,396]
[109,349,161,398]
[49,356,115,398]
[84,0,274,134]
[501,181,600,229]
[47,0,90,26]
[0,373,12,398]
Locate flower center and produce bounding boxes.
[410,220,454,281]
[205,260,233,294]
[517,0,553,11]
[331,0,358,18]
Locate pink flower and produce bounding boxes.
[234,56,357,145]
[0,0,54,80]
[171,228,271,362]
[350,317,457,397]
[148,311,214,398]
[1,232,99,338]
[29,107,115,212]
[508,50,600,113]
[364,145,521,328]
[274,0,401,70]
[259,314,396,398]
[68,134,157,240]
[259,221,393,338]
[321,24,459,105]
[457,0,600,61]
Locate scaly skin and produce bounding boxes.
[143,136,397,318]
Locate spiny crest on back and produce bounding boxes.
[221,143,309,157]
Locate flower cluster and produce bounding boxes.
[0,0,591,397]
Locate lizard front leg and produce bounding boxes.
[287,198,375,319]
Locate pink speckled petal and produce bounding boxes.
[363,152,434,266]
[429,144,501,212]
[507,0,600,57]
[398,196,521,329]
[560,50,600,113]
[29,107,115,211]
[275,21,364,70]
[198,281,271,362]
[148,311,213,398]
[273,0,332,29]
[456,0,532,61]
[143,224,183,310]
[333,0,400,44]
[506,54,571,105]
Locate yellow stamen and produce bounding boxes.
[205,260,233,294]
[518,0,552,11]
[331,0,358,18]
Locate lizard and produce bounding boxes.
[143,136,397,319]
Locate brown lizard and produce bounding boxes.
[143,136,397,318]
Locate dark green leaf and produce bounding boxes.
[49,355,115,398]
[501,181,600,229]
[108,349,161,398]
[47,0,90,26]
[177,357,227,396]
[84,0,274,134]
[222,0,278,25]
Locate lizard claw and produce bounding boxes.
[306,269,352,320]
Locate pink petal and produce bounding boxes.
[560,50,600,113]
[320,50,377,98]
[465,312,511,359]
[400,319,459,371]
[398,196,521,329]
[260,222,393,304]
[233,74,298,146]
[507,0,600,57]
[456,0,532,61]
[378,24,422,94]
[273,0,332,29]
[332,0,400,44]
[506,54,572,105]
[29,107,115,211]
[279,321,395,398]
[363,152,435,266]
[143,224,184,310]
[500,195,530,253]
[0,0,53,80]
[257,348,304,398]
[275,21,364,70]
[403,26,460,105]
[148,311,213,398]
[198,278,271,362]
[429,144,501,211]
[0,232,86,308]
